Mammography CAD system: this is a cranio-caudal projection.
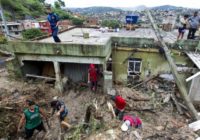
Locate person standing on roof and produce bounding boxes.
[111,94,126,120]
[50,96,71,128]
[88,64,98,92]
[17,100,47,139]
[187,11,200,39]
[177,15,189,40]
[47,7,61,42]
[121,114,142,132]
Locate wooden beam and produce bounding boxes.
[186,71,200,82]
[26,74,56,80]
[146,10,199,120]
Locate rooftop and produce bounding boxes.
[39,28,183,45]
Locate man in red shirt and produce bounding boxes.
[88,64,98,91]
[121,115,142,131]
[111,94,126,120]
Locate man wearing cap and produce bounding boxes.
[50,97,71,128]
[111,94,126,120]
[121,115,142,132]
[88,64,98,92]
[17,100,47,139]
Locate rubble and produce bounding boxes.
[0,68,199,139]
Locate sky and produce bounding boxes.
[46,0,200,9]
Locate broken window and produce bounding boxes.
[128,58,142,75]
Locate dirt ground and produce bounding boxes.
[0,62,199,140]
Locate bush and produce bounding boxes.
[0,35,7,44]
[101,20,121,29]
[72,17,84,26]
[22,28,46,40]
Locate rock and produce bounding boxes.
[155,126,164,131]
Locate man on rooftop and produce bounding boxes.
[47,7,61,42]
[187,11,200,39]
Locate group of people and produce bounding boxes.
[17,91,142,139]
[17,97,70,139]
[110,93,142,132]
[177,11,200,40]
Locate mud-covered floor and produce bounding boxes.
[0,66,199,140]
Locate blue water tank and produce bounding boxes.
[126,15,139,24]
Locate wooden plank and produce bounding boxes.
[189,120,200,131]
[186,71,200,82]
[26,74,56,80]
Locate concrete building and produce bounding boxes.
[38,20,52,35]
[0,22,23,38]
[86,17,99,26]
[0,27,200,103]
[22,20,40,30]
[59,20,72,30]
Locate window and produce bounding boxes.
[128,58,142,75]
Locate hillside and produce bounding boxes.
[69,6,123,14]
[0,0,46,20]
[151,5,182,10]
[119,5,148,11]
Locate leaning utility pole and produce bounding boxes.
[0,3,10,40]
[146,10,199,120]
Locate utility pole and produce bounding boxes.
[146,10,199,120]
[0,3,10,40]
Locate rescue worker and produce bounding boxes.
[50,96,71,128]
[111,94,126,120]
[88,64,98,92]
[121,114,142,132]
[17,100,47,139]
[47,7,61,42]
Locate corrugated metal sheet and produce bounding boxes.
[64,63,89,82]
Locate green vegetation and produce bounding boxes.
[0,0,72,20]
[0,0,46,20]
[52,0,72,20]
[72,17,84,26]
[22,28,46,40]
[53,8,72,20]
[101,20,121,29]
[0,35,7,44]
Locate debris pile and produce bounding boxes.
[0,70,199,139]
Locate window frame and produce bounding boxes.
[128,58,142,75]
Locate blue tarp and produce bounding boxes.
[126,15,139,24]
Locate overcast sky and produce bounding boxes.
[45,0,200,8]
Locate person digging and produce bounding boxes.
[17,100,47,139]
[111,93,126,120]
[50,96,71,129]
[121,114,142,132]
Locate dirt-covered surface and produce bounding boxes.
[0,66,199,140]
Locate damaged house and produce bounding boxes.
[0,27,200,104]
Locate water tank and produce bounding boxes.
[126,15,139,24]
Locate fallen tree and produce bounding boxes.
[146,10,199,120]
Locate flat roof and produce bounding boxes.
[39,28,183,45]
[186,52,200,69]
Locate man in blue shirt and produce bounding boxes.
[187,11,200,39]
[47,7,61,42]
